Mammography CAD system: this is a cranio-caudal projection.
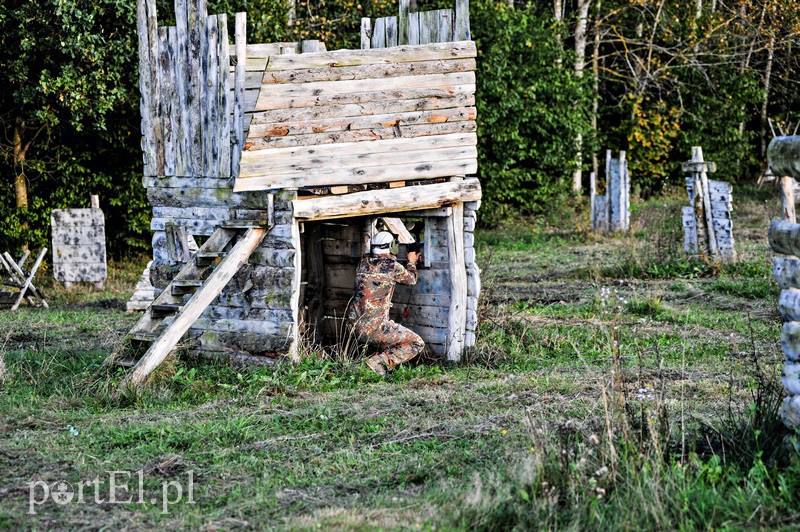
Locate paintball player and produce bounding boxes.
[347,231,425,375]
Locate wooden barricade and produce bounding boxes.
[590,150,630,233]
[51,195,108,289]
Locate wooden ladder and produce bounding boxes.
[119,224,270,387]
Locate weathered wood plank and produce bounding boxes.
[187,0,202,171]
[263,41,476,72]
[146,0,163,176]
[136,0,154,176]
[408,11,420,45]
[252,93,475,125]
[254,84,475,112]
[237,155,477,190]
[242,132,475,164]
[174,0,191,175]
[438,9,454,43]
[386,16,398,47]
[372,17,386,49]
[454,0,470,40]
[256,71,474,106]
[291,178,481,220]
[203,15,220,177]
[231,12,247,178]
[244,120,477,151]
[167,27,182,176]
[398,0,410,46]
[447,200,466,361]
[361,17,371,50]
[158,27,175,176]
[242,145,477,179]
[248,106,476,138]
[261,57,475,86]
[218,14,231,178]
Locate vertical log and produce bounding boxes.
[158,27,175,176]
[290,217,302,362]
[386,16,398,47]
[231,12,247,179]
[619,150,628,231]
[781,176,797,223]
[408,11,420,45]
[372,17,386,48]
[398,0,410,46]
[136,0,154,177]
[174,0,190,176]
[204,15,220,177]
[419,10,433,45]
[360,17,372,50]
[605,149,612,230]
[145,0,162,176]
[438,9,453,43]
[187,0,203,172]
[217,14,231,178]
[455,0,470,40]
[447,201,467,361]
[90,195,100,209]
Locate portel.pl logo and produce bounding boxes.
[27,470,195,515]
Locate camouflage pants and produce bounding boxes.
[353,319,424,373]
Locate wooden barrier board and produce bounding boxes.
[235,41,478,192]
[51,208,108,285]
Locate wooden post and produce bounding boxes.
[455,0,470,41]
[398,0,410,46]
[694,146,718,257]
[217,14,231,178]
[446,201,467,361]
[781,176,797,223]
[360,18,372,50]
[231,12,246,178]
[90,195,100,209]
[174,0,191,176]
[136,0,153,177]
[290,216,302,362]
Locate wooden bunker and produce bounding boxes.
[126,0,482,379]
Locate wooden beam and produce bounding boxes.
[236,155,477,191]
[381,217,415,243]
[262,41,477,72]
[261,58,475,86]
[291,178,481,221]
[782,176,797,223]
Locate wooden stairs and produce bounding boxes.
[117,223,270,387]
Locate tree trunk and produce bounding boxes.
[591,0,601,178]
[571,0,592,193]
[554,0,563,68]
[12,119,30,248]
[761,34,775,158]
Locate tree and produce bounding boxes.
[0,0,133,241]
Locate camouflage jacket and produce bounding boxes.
[347,255,417,327]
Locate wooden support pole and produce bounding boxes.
[693,146,718,257]
[781,175,797,223]
[446,202,467,361]
[217,14,231,178]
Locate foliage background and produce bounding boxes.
[0,0,798,254]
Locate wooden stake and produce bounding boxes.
[781,175,796,223]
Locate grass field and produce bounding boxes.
[2,185,800,529]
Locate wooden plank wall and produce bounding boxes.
[236,41,478,191]
[51,208,108,284]
[138,0,249,179]
[767,220,800,429]
[590,150,630,233]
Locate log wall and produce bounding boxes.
[768,220,800,429]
